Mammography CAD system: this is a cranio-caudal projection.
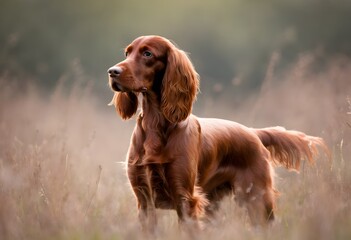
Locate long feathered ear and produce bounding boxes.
[108,92,138,120]
[161,46,199,123]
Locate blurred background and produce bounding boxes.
[1,1,351,239]
[1,0,351,95]
[2,0,351,125]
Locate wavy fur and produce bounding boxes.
[107,35,329,231]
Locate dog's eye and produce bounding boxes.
[143,51,153,58]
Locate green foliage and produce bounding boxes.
[1,0,351,92]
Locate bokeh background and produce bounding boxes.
[1,0,351,239]
[2,0,351,97]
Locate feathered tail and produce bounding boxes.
[255,126,330,170]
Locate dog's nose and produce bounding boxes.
[108,66,123,77]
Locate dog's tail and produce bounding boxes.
[255,126,330,171]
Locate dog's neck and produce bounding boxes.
[137,91,176,163]
[140,91,173,132]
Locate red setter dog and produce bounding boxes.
[107,35,327,230]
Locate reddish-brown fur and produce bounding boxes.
[107,35,328,231]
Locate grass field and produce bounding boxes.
[1,54,351,239]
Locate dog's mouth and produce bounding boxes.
[109,78,130,92]
[111,81,123,92]
[110,79,148,93]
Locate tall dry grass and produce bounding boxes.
[0,53,350,239]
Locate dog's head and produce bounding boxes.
[108,35,199,123]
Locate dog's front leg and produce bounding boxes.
[167,157,208,232]
[128,164,157,234]
[137,200,157,234]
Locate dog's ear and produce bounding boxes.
[161,46,199,123]
[109,92,138,119]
